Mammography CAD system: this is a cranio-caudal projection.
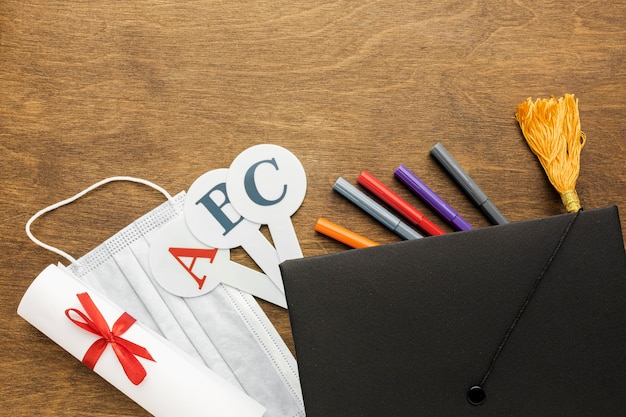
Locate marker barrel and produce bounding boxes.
[394,165,473,231]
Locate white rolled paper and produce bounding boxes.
[18,264,266,417]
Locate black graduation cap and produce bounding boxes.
[281,206,626,416]
[281,96,626,416]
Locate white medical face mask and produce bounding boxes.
[26,177,305,417]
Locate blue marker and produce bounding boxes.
[333,177,423,240]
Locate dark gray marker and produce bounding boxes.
[430,142,508,225]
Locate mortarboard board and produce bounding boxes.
[280,206,626,416]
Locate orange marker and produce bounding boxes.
[315,218,379,249]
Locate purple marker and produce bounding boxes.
[394,164,473,231]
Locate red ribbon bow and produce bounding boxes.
[65,292,155,385]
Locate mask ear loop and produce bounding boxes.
[26,176,177,264]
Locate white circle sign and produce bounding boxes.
[149,216,233,297]
[184,168,262,249]
[226,144,307,224]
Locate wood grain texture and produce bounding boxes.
[1,1,624,415]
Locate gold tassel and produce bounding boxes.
[515,94,586,212]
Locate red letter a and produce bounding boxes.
[168,247,218,290]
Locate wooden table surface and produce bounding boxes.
[1,1,625,415]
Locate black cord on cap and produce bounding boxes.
[468,210,581,406]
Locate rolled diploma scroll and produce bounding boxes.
[18,264,266,417]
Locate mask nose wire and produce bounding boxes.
[25,176,176,265]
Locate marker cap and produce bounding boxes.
[430,143,488,205]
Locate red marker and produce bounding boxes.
[357,170,446,236]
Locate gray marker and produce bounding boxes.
[430,142,508,225]
[333,177,423,240]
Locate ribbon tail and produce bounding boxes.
[112,343,149,385]
[82,338,108,371]
[111,312,137,335]
[117,338,156,362]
